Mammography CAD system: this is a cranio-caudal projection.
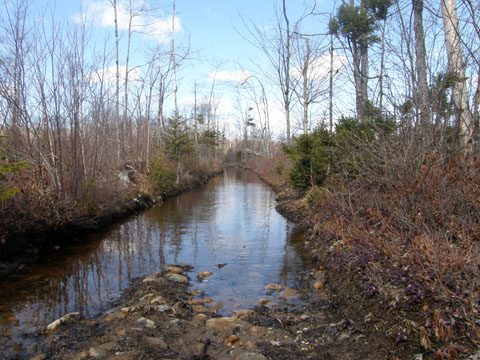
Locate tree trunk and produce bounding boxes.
[282,0,291,143]
[441,0,473,151]
[413,0,430,128]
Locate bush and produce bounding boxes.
[283,127,333,190]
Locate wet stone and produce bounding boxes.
[191,304,209,313]
[104,311,126,323]
[197,271,213,281]
[279,287,299,299]
[142,273,162,283]
[265,284,283,291]
[165,265,184,274]
[205,317,247,333]
[165,273,189,284]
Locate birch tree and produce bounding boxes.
[441,0,474,151]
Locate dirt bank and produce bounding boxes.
[0,170,221,276]
[29,262,418,360]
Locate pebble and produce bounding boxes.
[337,332,350,341]
[149,296,166,305]
[75,351,88,360]
[165,273,189,284]
[279,287,299,299]
[188,299,205,305]
[103,311,126,323]
[258,299,271,306]
[166,265,184,274]
[145,336,168,349]
[235,353,268,360]
[142,273,162,283]
[229,335,239,344]
[29,355,46,360]
[194,314,208,321]
[235,310,254,318]
[88,347,106,359]
[191,305,209,313]
[46,312,82,331]
[313,282,324,290]
[197,271,213,280]
[137,317,156,328]
[265,284,283,291]
[206,317,246,333]
[154,305,172,312]
[300,314,309,321]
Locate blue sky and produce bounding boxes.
[25,0,341,138]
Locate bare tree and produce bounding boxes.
[441,0,474,150]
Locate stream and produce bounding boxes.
[0,168,306,358]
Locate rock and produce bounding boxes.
[30,355,46,360]
[270,341,282,346]
[165,272,189,284]
[145,336,168,349]
[279,287,299,299]
[75,351,89,360]
[120,307,130,313]
[197,271,213,280]
[313,282,324,290]
[206,317,247,334]
[149,296,166,305]
[46,312,81,331]
[191,305,209,313]
[116,329,127,337]
[104,311,126,323]
[300,314,309,321]
[235,310,254,318]
[169,263,193,271]
[194,314,208,322]
[204,298,214,303]
[153,305,172,312]
[166,265,184,274]
[188,299,205,305]
[258,299,271,306]
[169,319,182,326]
[265,284,283,291]
[235,353,267,360]
[337,332,350,341]
[229,335,239,344]
[137,317,156,328]
[142,273,162,283]
[88,347,106,359]
[210,301,225,313]
[190,289,204,296]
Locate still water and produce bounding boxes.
[0,168,306,357]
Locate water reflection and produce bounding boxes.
[0,168,305,358]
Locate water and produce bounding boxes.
[0,168,306,357]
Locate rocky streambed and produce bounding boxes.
[29,262,412,360]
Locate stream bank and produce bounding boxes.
[0,169,221,276]
[22,167,427,360]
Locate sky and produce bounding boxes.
[26,0,344,139]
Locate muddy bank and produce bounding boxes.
[30,262,418,360]
[0,170,221,275]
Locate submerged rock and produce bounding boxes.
[46,312,81,331]
[279,287,299,299]
[265,284,283,291]
[197,271,213,281]
[166,265,184,274]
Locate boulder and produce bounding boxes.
[165,272,189,284]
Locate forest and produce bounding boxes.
[0,0,480,357]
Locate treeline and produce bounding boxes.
[0,0,225,242]
[246,0,480,356]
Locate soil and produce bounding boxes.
[26,257,426,360]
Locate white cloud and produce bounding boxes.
[73,0,181,43]
[87,65,142,84]
[291,53,348,82]
[207,70,251,84]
